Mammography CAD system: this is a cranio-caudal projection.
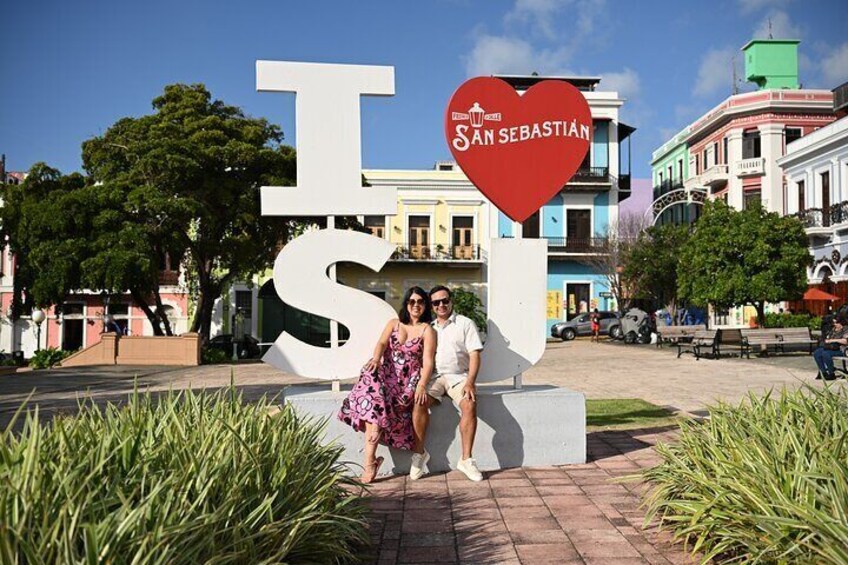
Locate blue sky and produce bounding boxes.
[2,0,846,180]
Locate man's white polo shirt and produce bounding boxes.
[432,312,483,387]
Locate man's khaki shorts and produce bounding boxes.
[426,375,469,405]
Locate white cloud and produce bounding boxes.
[464,33,573,76]
[505,0,568,40]
[737,0,792,15]
[600,68,640,99]
[820,42,848,87]
[574,0,607,38]
[504,0,606,41]
[752,10,802,39]
[693,47,737,97]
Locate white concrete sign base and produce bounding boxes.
[284,385,586,474]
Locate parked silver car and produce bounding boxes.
[551,311,622,341]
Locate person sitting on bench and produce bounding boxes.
[813,314,848,381]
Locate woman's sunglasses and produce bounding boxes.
[407,298,426,307]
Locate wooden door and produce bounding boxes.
[452,217,473,259]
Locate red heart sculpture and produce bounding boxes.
[445,77,592,223]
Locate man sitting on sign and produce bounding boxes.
[410,285,485,481]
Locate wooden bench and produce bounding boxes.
[773,328,817,354]
[740,327,817,357]
[717,328,748,358]
[830,356,848,376]
[657,325,706,348]
[740,328,783,357]
[677,329,719,360]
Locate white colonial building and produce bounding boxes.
[778,82,848,304]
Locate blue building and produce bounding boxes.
[493,75,634,333]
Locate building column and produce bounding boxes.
[759,123,785,214]
[832,158,842,205]
[726,129,744,210]
[608,120,620,226]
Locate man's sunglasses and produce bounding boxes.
[432,298,451,307]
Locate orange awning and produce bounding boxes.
[803,288,840,301]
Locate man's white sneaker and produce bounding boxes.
[409,450,430,480]
[457,457,484,482]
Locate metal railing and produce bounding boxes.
[545,237,608,253]
[572,167,610,182]
[793,202,848,229]
[794,208,824,228]
[389,244,483,261]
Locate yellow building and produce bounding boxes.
[339,161,492,311]
[213,161,493,348]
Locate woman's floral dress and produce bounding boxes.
[338,323,424,450]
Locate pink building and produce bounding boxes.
[1,165,190,357]
[683,89,835,214]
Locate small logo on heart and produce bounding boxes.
[445,77,592,223]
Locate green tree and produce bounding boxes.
[623,224,690,317]
[677,200,812,327]
[0,163,175,334]
[82,84,298,339]
[451,288,486,332]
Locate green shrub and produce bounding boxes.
[0,387,370,564]
[452,288,487,332]
[201,346,231,364]
[29,347,71,369]
[642,386,848,564]
[763,312,822,331]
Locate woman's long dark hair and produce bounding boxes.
[398,286,432,324]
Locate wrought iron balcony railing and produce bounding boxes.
[545,237,608,254]
[572,167,610,182]
[389,244,483,262]
[792,201,848,229]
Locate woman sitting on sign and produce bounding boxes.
[338,286,436,483]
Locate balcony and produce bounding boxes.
[545,237,608,255]
[388,244,483,263]
[696,164,729,187]
[794,201,848,231]
[567,167,611,189]
[734,157,765,177]
[653,180,684,198]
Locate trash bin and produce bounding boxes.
[12,351,25,366]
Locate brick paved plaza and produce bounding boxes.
[365,426,694,564]
[1,340,839,564]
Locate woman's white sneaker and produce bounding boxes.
[409,450,430,480]
[457,457,483,481]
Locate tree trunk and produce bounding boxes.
[153,287,174,336]
[130,289,164,336]
[666,299,677,324]
[755,301,767,328]
[190,285,219,341]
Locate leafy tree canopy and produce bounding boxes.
[81,84,298,338]
[677,200,812,325]
[623,223,690,314]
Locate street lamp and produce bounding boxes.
[31,308,46,352]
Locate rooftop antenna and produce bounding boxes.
[732,55,739,95]
[768,17,773,39]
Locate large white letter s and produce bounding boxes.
[262,229,397,380]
